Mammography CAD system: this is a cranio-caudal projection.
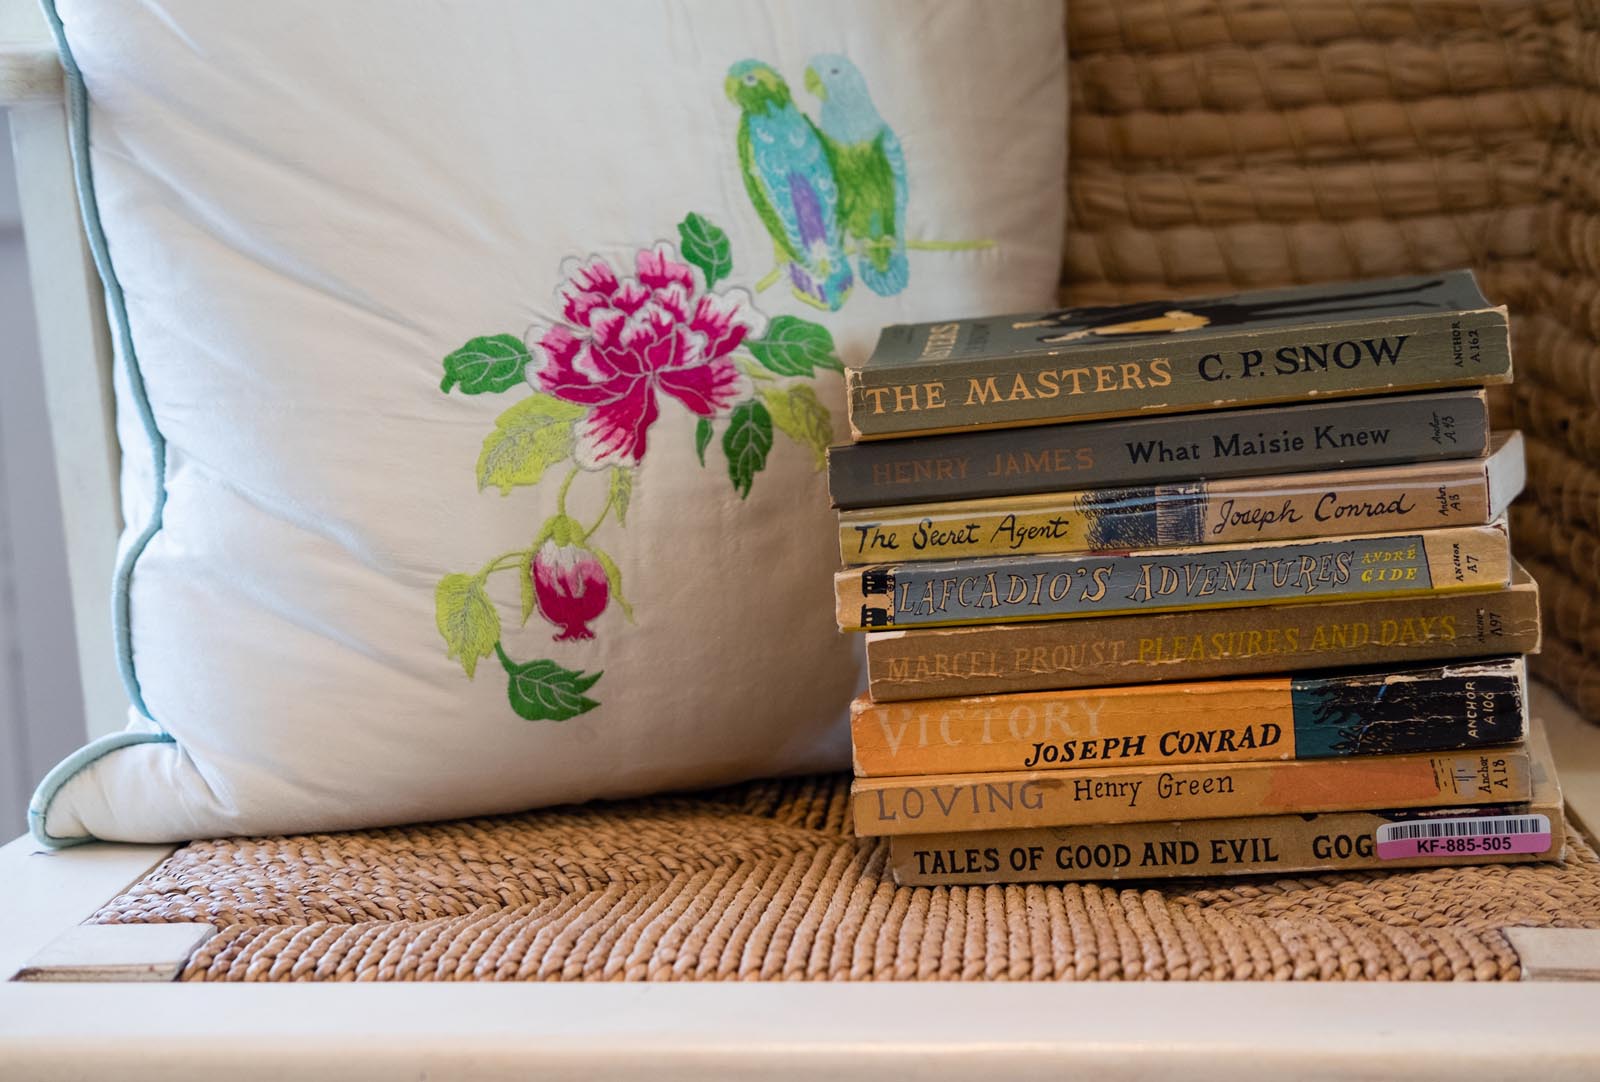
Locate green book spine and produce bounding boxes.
[846,272,1511,439]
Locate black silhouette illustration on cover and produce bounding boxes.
[1017,277,1450,345]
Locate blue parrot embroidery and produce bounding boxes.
[725,59,853,311]
[804,54,910,297]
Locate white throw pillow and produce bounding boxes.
[31,0,1067,843]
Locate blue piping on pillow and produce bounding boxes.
[28,731,176,848]
[29,0,173,847]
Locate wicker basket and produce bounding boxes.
[1061,0,1597,716]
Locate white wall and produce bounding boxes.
[0,107,88,837]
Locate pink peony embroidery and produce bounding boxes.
[437,208,850,722]
[531,540,610,641]
[529,242,761,469]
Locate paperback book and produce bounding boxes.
[864,564,1540,700]
[888,725,1563,884]
[826,390,1490,509]
[846,271,1511,439]
[850,656,1527,777]
[839,432,1523,564]
[850,747,1533,836]
[837,522,1510,631]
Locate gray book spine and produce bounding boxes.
[846,306,1510,439]
[827,390,1488,509]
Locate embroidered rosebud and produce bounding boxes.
[532,540,609,641]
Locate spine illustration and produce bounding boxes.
[850,657,1527,777]
[827,390,1491,508]
[850,749,1533,836]
[839,433,1522,563]
[837,523,1511,631]
[863,568,1541,700]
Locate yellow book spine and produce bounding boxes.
[838,435,1520,563]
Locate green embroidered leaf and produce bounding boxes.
[723,399,773,499]
[694,417,713,466]
[590,545,634,622]
[477,394,586,495]
[761,385,832,470]
[746,316,844,378]
[500,655,603,722]
[608,467,633,528]
[677,212,733,290]
[441,334,533,395]
[519,553,536,626]
[435,574,500,679]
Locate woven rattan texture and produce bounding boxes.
[94,775,1600,981]
[1060,0,1600,715]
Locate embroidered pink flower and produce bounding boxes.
[528,243,760,468]
[531,540,609,641]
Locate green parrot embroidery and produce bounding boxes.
[725,59,854,311]
[805,53,910,297]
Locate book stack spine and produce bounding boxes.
[829,270,1557,885]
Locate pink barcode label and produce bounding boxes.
[1375,814,1551,860]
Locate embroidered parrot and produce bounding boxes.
[725,60,853,311]
[805,54,909,297]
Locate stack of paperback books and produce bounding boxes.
[829,271,1565,887]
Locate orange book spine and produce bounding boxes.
[850,748,1531,837]
[850,658,1526,777]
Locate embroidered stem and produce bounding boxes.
[582,493,612,541]
[478,548,535,580]
[494,641,514,670]
[754,265,782,292]
[555,464,580,516]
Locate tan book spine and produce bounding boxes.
[865,564,1540,701]
[889,726,1564,884]
[838,433,1522,564]
[850,657,1527,777]
[850,748,1531,836]
[837,522,1511,632]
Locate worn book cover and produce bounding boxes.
[827,390,1490,509]
[889,724,1562,884]
[851,657,1527,777]
[839,432,1523,564]
[850,747,1532,837]
[837,522,1510,631]
[865,564,1540,701]
[846,271,1511,439]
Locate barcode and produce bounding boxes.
[1377,814,1549,842]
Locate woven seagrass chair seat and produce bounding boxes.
[94,0,1600,980]
[95,775,1600,981]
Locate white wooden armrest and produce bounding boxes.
[1,0,59,105]
[2,0,127,738]
[0,43,60,105]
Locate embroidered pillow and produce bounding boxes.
[32,0,1067,843]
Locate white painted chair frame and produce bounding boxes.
[4,3,1600,1078]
